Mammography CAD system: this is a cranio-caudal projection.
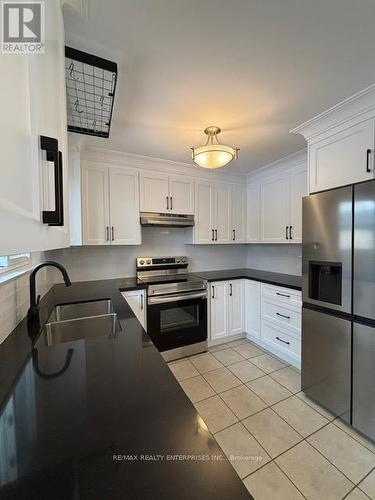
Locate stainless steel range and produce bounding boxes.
[137,256,207,361]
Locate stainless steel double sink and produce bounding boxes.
[36,299,119,347]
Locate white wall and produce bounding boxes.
[0,252,56,343]
[48,227,247,282]
[247,244,302,276]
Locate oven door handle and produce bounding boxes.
[148,291,207,305]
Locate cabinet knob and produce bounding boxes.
[366,148,372,173]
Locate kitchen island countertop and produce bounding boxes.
[0,278,252,500]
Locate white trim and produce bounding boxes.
[290,84,375,141]
[246,149,307,183]
[80,147,246,184]
[0,266,32,286]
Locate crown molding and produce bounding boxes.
[290,84,375,141]
[246,149,307,182]
[80,147,246,183]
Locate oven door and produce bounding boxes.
[147,291,207,352]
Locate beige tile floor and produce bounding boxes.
[168,338,375,500]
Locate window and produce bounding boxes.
[0,253,31,274]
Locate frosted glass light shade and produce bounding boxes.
[192,144,237,169]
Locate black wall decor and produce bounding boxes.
[65,46,118,138]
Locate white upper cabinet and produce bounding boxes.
[261,174,290,243]
[140,172,194,214]
[215,184,232,243]
[109,168,141,245]
[0,1,69,255]
[168,175,194,215]
[140,172,169,213]
[308,120,375,193]
[246,153,307,244]
[246,183,261,243]
[291,85,375,193]
[81,164,110,245]
[194,181,215,243]
[191,181,245,244]
[289,166,307,243]
[231,185,246,243]
[81,163,141,246]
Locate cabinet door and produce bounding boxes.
[289,167,307,244]
[246,183,261,243]
[81,164,110,245]
[210,282,228,341]
[261,175,290,243]
[109,168,141,245]
[169,175,194,215]
[231,186,246,243]
[194,181,215,243]
[140,172,169,213]
[215,184,232,243]
[122,290,146,330]
[245,280,261,338]
[309,119,375,193]
[228,280,245,335]
[0,1,69,255]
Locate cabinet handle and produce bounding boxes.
[40,136,64,226]
[140,294,144,310]
[276,336,290,345]
[366,148,372,173]
[212,286,215,299]
[229,283,233,296]
[276,312,290,320]
[170,196,173,210]
[215,229,218,241]
[289,226,293,240]
[276,292,290,298]
[106,226,110,241]
[232,229,236,241]
[111,226,114,241]
[285,226,289,240]
[166,196,169,210]
[212,229,215,241]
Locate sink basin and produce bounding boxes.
[37,313,119,347]
[47,299,113,323]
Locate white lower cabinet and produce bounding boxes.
[210,280,245,342]
[210,281,229,341]
[243,281,302,367]
[121,290,146,330]
[245,280,261,338]
[228,280,245,335]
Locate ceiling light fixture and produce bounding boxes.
[191,126,239,169]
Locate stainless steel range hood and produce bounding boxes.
[140,212,194,228]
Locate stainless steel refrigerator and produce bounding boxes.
[302,179,375,440]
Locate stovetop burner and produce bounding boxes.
[136,256,206,296]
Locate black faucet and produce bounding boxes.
[28,261,72,321]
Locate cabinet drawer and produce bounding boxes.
[261,284,301,311]
[262,320,301,356]
[262,299,301,335]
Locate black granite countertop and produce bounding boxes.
[193,268,302,291]
[0,278,252,500]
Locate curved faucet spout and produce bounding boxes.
[28,261,72,321]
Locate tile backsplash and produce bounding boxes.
[0,252,54,344]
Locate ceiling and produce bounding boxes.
[63,0,375,173]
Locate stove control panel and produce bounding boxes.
[137,256,188,268]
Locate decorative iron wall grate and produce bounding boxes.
[65,46,118,138]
